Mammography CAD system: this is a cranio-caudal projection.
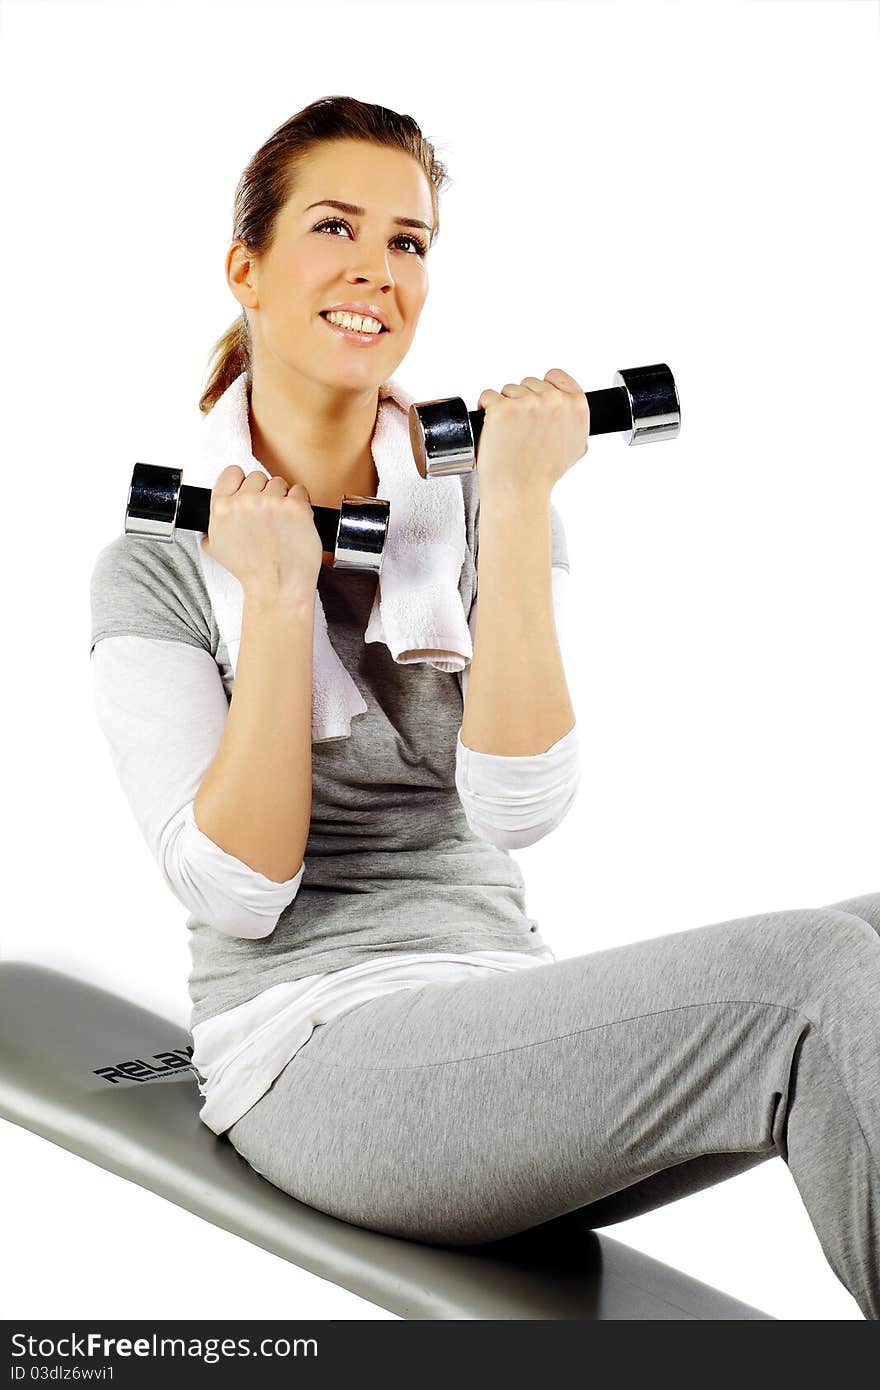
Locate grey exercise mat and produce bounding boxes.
[0,961,773,1320]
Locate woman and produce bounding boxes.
[89,96,880,1319]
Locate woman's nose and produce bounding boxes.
[348,245,394,286]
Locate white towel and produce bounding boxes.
[184,371,473,742]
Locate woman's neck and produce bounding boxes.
[247,371,381,507]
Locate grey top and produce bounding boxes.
[89,471,570,1030]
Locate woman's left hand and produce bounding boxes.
[475,368,590,502]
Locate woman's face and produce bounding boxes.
[233,139,435,392]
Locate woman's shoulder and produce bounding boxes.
[90,529,216,656]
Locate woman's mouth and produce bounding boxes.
[319,311,390,346]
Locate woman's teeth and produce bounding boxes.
[323,310,385,334]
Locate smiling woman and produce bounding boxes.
[194,97,450,502]
[199,95,448,405]
[87,95,880,1320]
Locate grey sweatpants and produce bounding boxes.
[227,891,880,1318]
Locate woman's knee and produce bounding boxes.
[820,891,880,937]
[746,905,878,989]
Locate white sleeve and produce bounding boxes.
[90,635,304,939]
[455,565,580,849]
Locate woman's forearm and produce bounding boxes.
[460,486,575,756]
[193,588,314,883]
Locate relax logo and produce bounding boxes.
[92,1043,205,1089]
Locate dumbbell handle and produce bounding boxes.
[468,385,628,454]
[174,482,342,553]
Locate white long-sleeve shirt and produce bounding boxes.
[91,568,578,1134]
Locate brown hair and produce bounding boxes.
[199,95,451,414]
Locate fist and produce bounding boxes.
[475,368,590,501]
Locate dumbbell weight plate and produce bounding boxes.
[408,363,681,479]
[124,463,390,574]
[331,496,392,572]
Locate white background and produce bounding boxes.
[2,0,878,1323]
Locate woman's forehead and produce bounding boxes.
[292,142,434,220]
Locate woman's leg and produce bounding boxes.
[227,897,880,1318]
[563,889,880,1227]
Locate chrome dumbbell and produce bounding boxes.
[408,362,681,479]
[124,463,391,574]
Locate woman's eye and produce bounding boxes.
[313,217,427,256]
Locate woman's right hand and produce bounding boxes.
[200,465,323,601]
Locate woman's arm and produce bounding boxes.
[460,483,575,756]
[90,635,305,939]
[194,588,315,885]
[455,562,580,848]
